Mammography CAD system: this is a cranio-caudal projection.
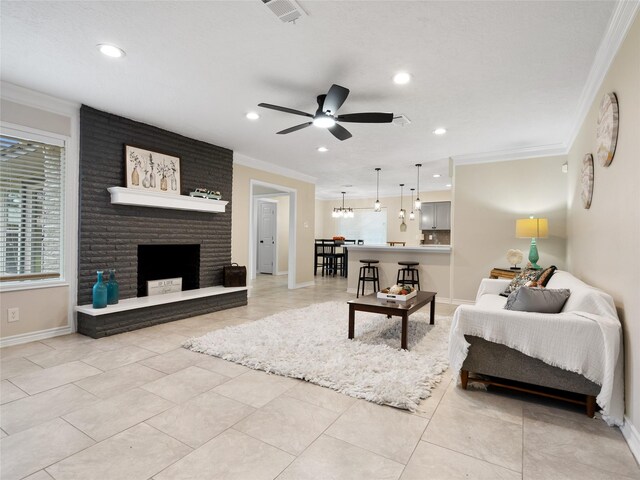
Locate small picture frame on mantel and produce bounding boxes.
[125,145,181,194]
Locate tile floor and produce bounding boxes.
[1,274,638,480]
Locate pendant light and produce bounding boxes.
[374,168,382,212]
[414,163,422,210]
[409,188,416,221]
[398,184,406,219]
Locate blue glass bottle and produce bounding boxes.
[92,270,108,309]
[107,269,119,305]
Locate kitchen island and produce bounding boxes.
[346,245,452,300]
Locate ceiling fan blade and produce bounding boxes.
[276,122,313,135]
[322,84,350,115]
[258,103,313,118]
[336,112,394,123]
[328,123,352,141]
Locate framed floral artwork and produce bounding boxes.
[596,92,619,167]
[581,154,594,209]
[125,145,181,194]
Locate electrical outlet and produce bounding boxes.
[7,307,19,323]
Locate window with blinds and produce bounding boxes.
[0,132,65,282]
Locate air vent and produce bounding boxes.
[262,0,306,23]
[393,114,411,126]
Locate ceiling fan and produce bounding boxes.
[258,84,394,141]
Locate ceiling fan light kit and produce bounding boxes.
[258,84,393,141]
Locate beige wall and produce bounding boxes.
[1,95,75,342]
[314,200,325,240]
[452,155,568,302]
[274,195,290,274]
[0,287,69,337]
[566,15,640,428]
[1,99,71,137]
[316,190,452,245]
[232,164,315,286]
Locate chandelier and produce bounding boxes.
[332,191,354,218]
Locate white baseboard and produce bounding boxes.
[451,298,475,306]
[621,415,640,464]
[293,281,315,289]
[0,325,74,348]
[276,270,288,276]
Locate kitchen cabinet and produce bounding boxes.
[420,201,451,230]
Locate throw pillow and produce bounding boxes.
[536,265,557,287]
[500,269,540,297]
[504,287,570,313]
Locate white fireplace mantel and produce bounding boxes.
[108,187,228,213]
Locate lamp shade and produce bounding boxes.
[516,218,548,238]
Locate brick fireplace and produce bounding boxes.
[76,106,246,337]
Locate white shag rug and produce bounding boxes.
[184,301,450,411]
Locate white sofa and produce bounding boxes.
[448,270,624,425]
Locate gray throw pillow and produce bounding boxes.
[504,287,570,313]
[500,268,540,297]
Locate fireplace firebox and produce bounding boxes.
[137,244,200,297]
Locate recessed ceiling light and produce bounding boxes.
[393,72,411,85]
[433,174,441,178]
[446,183,452,187]
[433,128,447,135]
[317,146,328,152]
[97,44,125,58]
[246,112,260,120]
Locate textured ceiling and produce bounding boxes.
[1,1,615,199]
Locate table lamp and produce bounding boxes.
[516,217,548,270]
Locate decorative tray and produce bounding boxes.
[377,287,417,302]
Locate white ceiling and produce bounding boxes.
[1,1,616,199]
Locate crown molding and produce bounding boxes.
[233,152,316,184]
[1,81,79,116]
[564,0,640,152]
[452,143,568,166]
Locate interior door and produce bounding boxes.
[257,201,276,274]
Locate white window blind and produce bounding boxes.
[0,133,65,282]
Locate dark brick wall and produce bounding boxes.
[77,291,247,338]
[78,105,234,305]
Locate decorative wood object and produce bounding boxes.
[490,268,520,280]
[596,92,619,167]
[581,154,594,209]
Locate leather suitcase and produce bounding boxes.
[223,263,246,287]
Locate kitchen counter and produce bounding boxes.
[346,245,451,253]
[346,245,451,300]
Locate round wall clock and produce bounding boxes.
[596,92,619,167]
[581,154,594,209]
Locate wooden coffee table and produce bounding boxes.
[347,291,437,350]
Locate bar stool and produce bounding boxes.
[323,251,345,277]
[396,261,421,290]
[357,259,380,298]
